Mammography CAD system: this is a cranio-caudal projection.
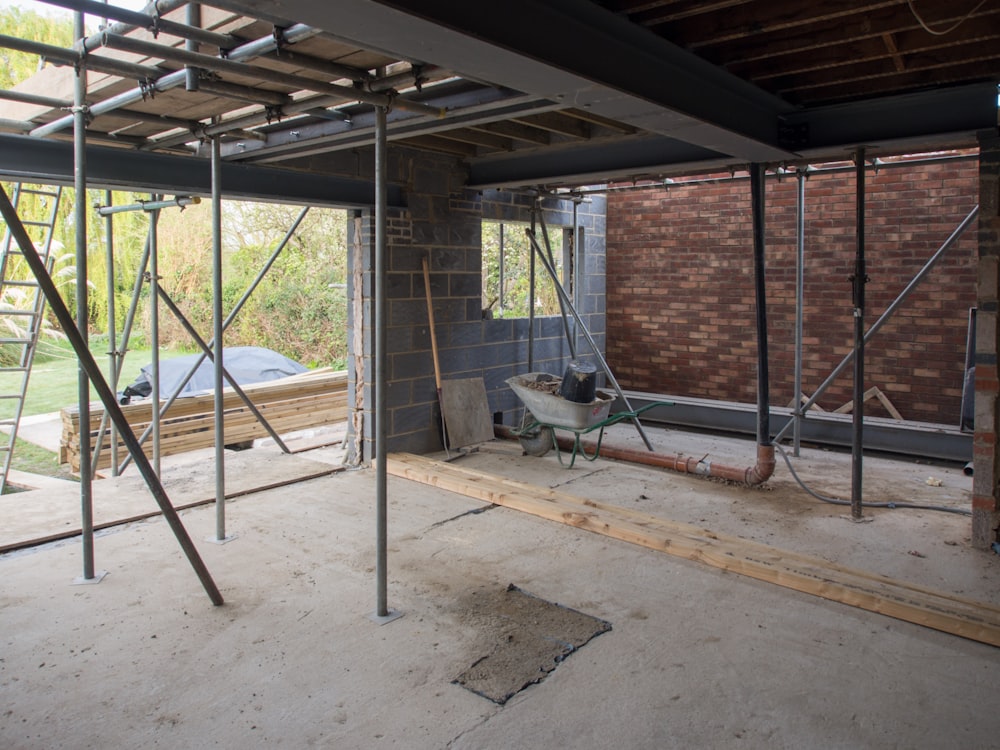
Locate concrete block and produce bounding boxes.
[465,246,483,272]
[386,325,414,354]
[432,247,467,272]
[411,221,451,246]
[391,402,435,435]
[484,318,515,343]
[391,348,433,380]
[448,322,483,347]
[539,316,565,338]
[449,272,481,298]
[386,272,412,299]
[425,195,450,221]
[449,221,481,247]
[389,299,430,328]
[465,297,483,320]
[385,379,413,409]
[483,363,518,393]
[387,426,441,455]
[392,250,427,274]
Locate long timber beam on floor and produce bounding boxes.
[618,392,972,464]
[0,133,402,208]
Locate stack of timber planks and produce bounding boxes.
[61,368,348,472]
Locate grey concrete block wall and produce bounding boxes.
[344,146,607,460]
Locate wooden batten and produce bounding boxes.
[386,452,1000,649]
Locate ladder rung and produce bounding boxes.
[2,280,40,287]
[0,394,25,399]
[20,220,51,227]
[0,366,29,373]
[0,419,16,427]
[0,446,10,453]
[18,188,59,198]
[0,337,32,344]
[0,310,37,317]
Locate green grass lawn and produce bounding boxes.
[0,338,193,487]
[0,337,192,419]
[6,438,77,484]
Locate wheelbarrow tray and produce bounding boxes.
[506,373,615,431]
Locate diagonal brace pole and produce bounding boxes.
[526,228,655,451]
[534,205,576,359]
[0,184,224,605]
[154,282,291,453]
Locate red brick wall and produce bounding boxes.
[606,155,979,424]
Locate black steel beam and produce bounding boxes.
[215,0,797,162]
[0,133,401,207]
[783,83,998,155]
[467,135,725,188]
[618,392,973,464]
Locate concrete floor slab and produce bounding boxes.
[1,427,998,748]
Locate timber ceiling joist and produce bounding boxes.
[0,0,997,199]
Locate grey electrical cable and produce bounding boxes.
[775,443,972,516]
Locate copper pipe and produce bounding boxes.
[494,426,776,486]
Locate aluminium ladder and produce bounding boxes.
[0,183,63,494]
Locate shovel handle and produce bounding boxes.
[422,256,443,391]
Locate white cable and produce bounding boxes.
[906,0,987,36]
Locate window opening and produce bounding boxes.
[482,220,564,318]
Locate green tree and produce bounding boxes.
[0,6,74,90]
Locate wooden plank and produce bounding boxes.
[385,452,1000,649]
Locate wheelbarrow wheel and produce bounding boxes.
[518,412,553,457]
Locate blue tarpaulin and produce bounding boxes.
[121,346,307,401]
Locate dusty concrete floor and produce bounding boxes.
[1,422,999,749]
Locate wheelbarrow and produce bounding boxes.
[506,373,670,468]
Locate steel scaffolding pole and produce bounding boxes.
[572,196,582,356]
[71,10,99,583]
[528,209,536,373]
[793,169,805,456]
[185,3,201,94]
[373,104,399,623]
[95,196,199,216]
[851,149,867,520]
[104,191,119,473]
[210,133,228,542]
[750,163,771,449]
[148,198,162,476]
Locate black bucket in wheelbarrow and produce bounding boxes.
[559,361,597,403]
